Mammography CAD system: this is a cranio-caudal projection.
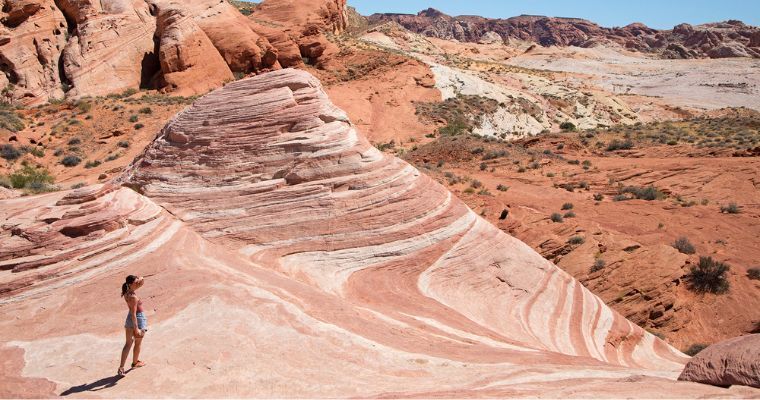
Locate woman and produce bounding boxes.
[118,275,147,376]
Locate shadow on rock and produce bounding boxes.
[60,375,125,396]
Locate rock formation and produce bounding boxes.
[2,69,759,397]
[678,334,760,388]
[153,2,234,96]
[0,0,347,105]
[369,9,760,59]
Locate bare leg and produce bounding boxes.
[119,328,134,374]
[133,335,143,366]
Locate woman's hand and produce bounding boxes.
[134,328,143,338]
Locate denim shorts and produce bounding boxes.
[125,312,148,331]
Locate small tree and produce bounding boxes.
[686,256,730,294]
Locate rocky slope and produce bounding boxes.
[0,0,347,105]
[3,69,758,397]
[369,9,760,59]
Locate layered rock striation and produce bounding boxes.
[369,9,760,59]
[1,69,758,397]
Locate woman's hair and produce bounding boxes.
[121,275,138,297]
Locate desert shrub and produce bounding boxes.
[567,159,580,165]
[0,103,25,132]
[517,166,526,173]
[463,187,475,194]
[477,188,491,196]
[550,213,564,223]
[438,118,469,136]
[747,268,760,280]
[686,256,730,294]
[560,121,576,132]
[546,172,555,177]
[720,202,741,214]
[673,237,696,255]
[470,180,482,189]
[563,211,576,218]
[561,202,574,210]
[620,185,663,201]
[0,175,11,188]
[479,162,487,171]
[590,258,606,273]
[582,160,592,168]
[129,115,139,123]
[139,107,153,114]
[606,139,634,151]
[1,144,21,160]
[61,155,81,167]
[67,138,81,146]
[134,123,144,130]
[84,160,101,169]
[496,184,509,192]
[568,236,585,245]
[683,344,708,357]
[470,147,484,155]
[612,194,629,202]
[9,164,54,190]
[556,143,565,150]
[593,193,604,201]
[482,150,507,160]
[105,153,120,162]
[75,100,91,113]
[117,141,130,148]
[71,182,86,189]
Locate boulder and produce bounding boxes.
[678,334,760,388]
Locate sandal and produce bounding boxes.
[131,360,146,368]
[117,367,125,376]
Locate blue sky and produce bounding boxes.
[345,0,760,29]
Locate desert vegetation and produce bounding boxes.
[686,256,730,294]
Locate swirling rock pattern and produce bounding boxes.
[1,69,758,397]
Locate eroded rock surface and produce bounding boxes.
[1,69,758,398]
[370,9,760,59]
[679,334,760,388]
[0,0,345,104]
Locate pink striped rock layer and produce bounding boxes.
[1,69,758,398]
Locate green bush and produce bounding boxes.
[550,213,563,223]
[686,256,730,294]
[61,155,81,167]
[747,268,760,280]
[129,115,139,123]
[68,138,81,146]
[117,141,130,148]
[563,211,576,218]
[9,164,55,190]
[496,184,509,192]
[683,344,708,357]
[139,107,153,114]
[1,144,21,160]
[134,123,144,130]
[560,121,576,132]
[720,202,741,214]
[590,258,606,273]
[84,160,101,169]
[593,193,604,201]
[0,103,25,132]
[620,185,664,201]
[673,237,696,255]
[568,236,585,245]
[561,202,574,210]
[606,139,634,151]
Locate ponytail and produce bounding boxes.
[121,275,137,297]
